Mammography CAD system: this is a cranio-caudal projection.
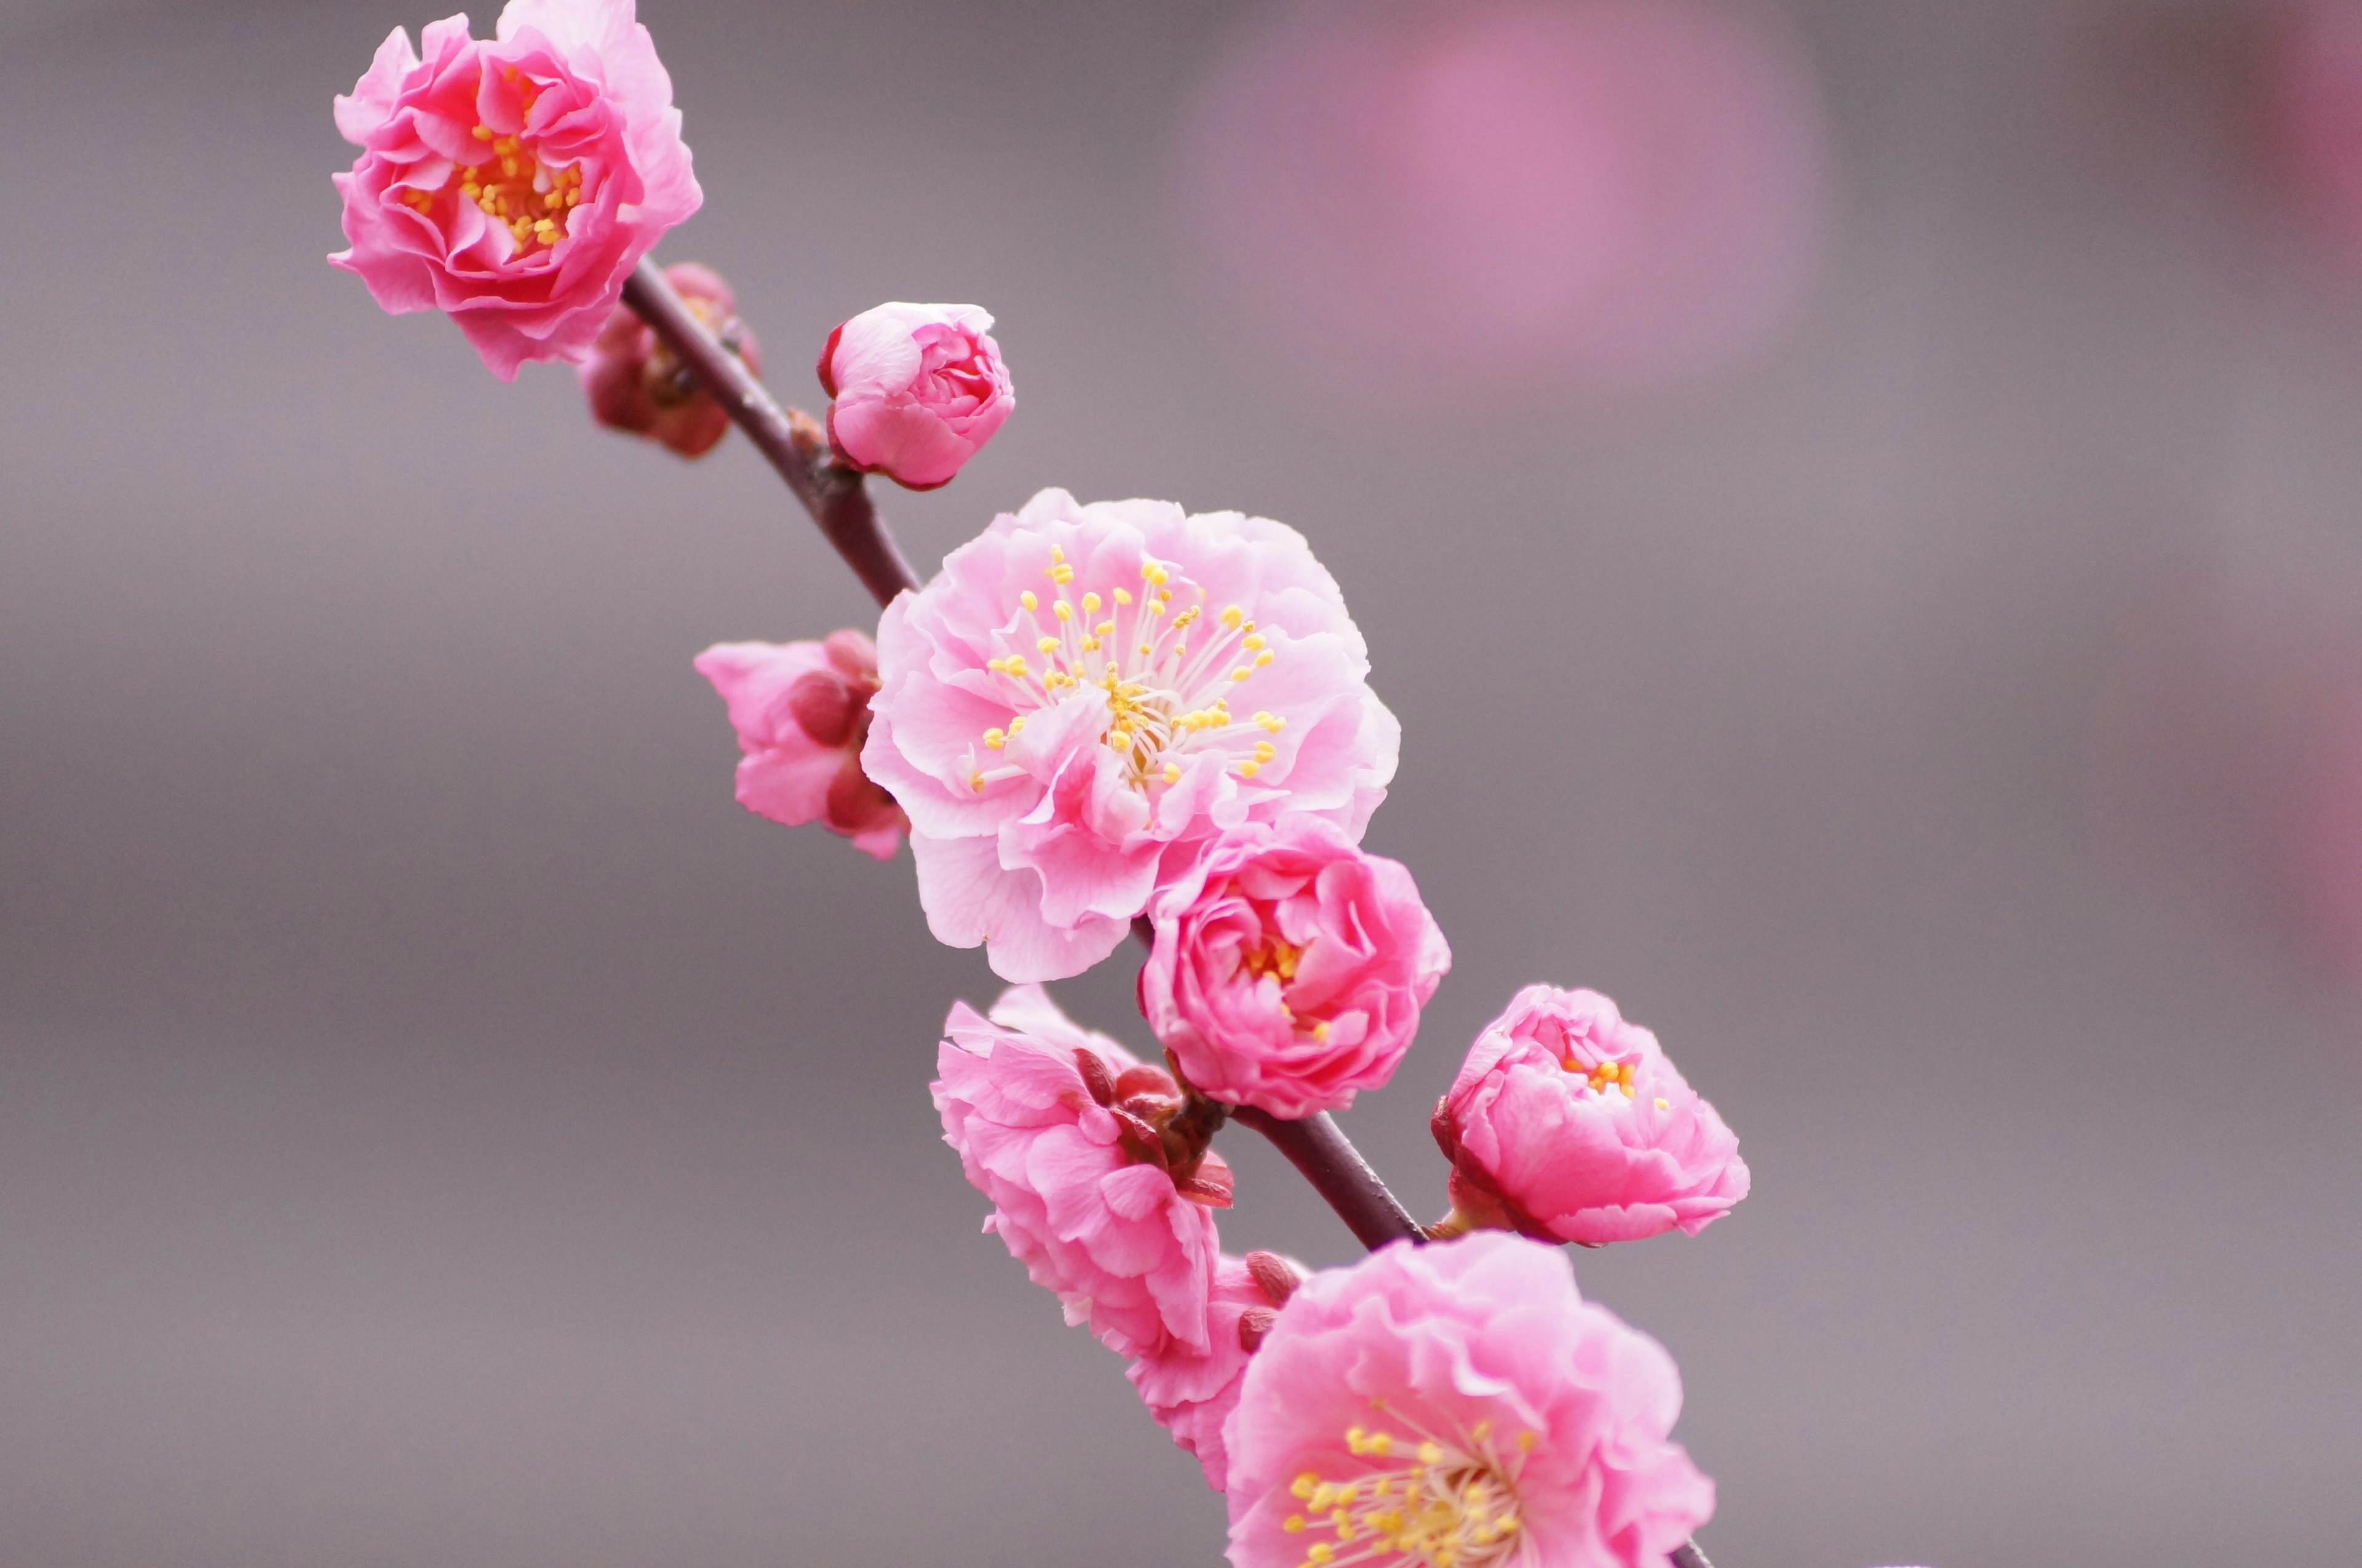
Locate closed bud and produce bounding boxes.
[818,302,1013,490]
[581,263,763,458]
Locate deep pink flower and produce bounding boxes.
[1225,1232,1713,1568]
[1128,1249,1306,1491]
[330,0,701,380]
[694,630,907,860]
[864,488,1400,982]
[819,303,1014,490]
[932,985,1232,1358]
[1140,818,1449,1118]
[1434,985,1748,1246]
[581,261,760,457]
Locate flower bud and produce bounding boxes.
[581,263,762,458]
[817,303,1013,490]
[693,629,907,859]
[1432,984,1748,1246]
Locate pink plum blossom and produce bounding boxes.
[1434,985,1748,1246]
[1128,1249,1306,1491]
[330,0,701,380]
[1180,0,1827,407]
[693,630,907,860]
[1224,1232,1714,1568]
[932,985,1232,1359]
[1140,818,1449,1118]
[864,488,1400,982]
[581,261,760,457]
[819,303,1014,490]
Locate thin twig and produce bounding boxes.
[1228,1105,1426,1249]
[1672,1541,1716,1568]
[619,259,921,608]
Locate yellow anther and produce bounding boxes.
[1255,650,1276,667]
[969,770,985,792]
[1049,544,1065,562]
[984,729,1006,750]
[1366,1431,1393,1457]
[1009,715,1026,733]
[1418,1441,1444,1465]
[1095,621,1116,637]
[1308,1484,1338,1513]
[1082,637,1100,652]
[1306,1546,1334,1566]
[1517,1430,1538,1452]
[1471,1420,1492,1442]
[1137,643,1153,657]
[1220,606,1244,629]
[1162,763,1181,784]
[1622,1083,1636,1099]
[1283,1516,1306,1535]
[1020,590,1038,612]
[1292,1474,1319,1502]
[1238,761,1261,778]
[1054,601,1072,621]
[1048,563,1074,584]
[1108,731,1130,750]
[473,124,495,140]
[1231,667,1254,683]
[1038,637,1060,653]
[1243,634,1265,651]
[1113,587,1132,605]
[1310,1021,1329,1042]
[1254,742,1276,762]
[1081,592,1100,615]
[1655,1097,1671,1110]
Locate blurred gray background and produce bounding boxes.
[4,1,2361,1565]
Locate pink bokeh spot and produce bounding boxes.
[329,0,701,380]
[1179,0,1829,405]
[1223,1233,1714,1567]
[2273,1,2362,277]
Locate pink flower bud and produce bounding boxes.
[817,303,1013,490]
[1433,984,1749,1245]
[1140,819,1450,1118]
[1126,1248,1306,1490]
[931,985,1230,1360]
[329,0,702,381]
[1224,1233,1714,1567]
[579,263,761,458]
[693,629,907,860]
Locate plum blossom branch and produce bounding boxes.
[1226,1105,1424,1249]
[619,259,921,608]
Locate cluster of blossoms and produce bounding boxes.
[329,6,1771,1565]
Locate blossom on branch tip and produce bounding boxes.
[1223,1232,1713,1568]
[1141,818,1449,1118]
[330,0,701,380]
[1433,985,1748,1246]
[932,985,1231,1359]
[865,488,1401,982]
[694,631,906,859]
[1129,1249,1306,1491]
[581,262,759,456]
[819,303,1014,490]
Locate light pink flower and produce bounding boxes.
[1434,985,1748,1246]
[1225,1232,1713,1568]
[1128,1249,1306,1491]
[330,0,701,380]
[694,630,907,860]
[932,985,1232,1358]
[819,303,1014,490]
[1141,818,1449,1118]
[864,488,1400,982]
[581,261,760,458]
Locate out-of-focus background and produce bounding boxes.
[4,1,2361,1564]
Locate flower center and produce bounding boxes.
[396,69,584,258]
[1241,936,1302,985]
[1282,1415,1533,1568]
[968,546,1289,797]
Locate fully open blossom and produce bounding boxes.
[694,631,906,859]
[1141,818,1449,1118]
[819,303,1014,490]
[330,0,701,380]
[865,488,1400,982]
[581,261,759,456]
[933,985,1231,1358]
[1434,985,1748,1246]
[1225,1232,1713,1568]
[1129,1249,1306,1491]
